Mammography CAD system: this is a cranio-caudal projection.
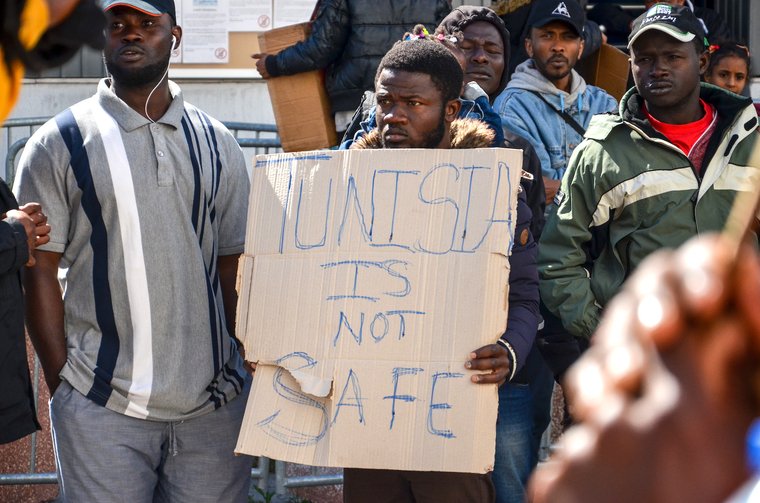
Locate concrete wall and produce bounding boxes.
[2,78,276,180]
[12,73,760,131]
[5,60,759,179]
[10,77,274,124]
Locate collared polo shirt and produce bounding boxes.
[15,79,251,420]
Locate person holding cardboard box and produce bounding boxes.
[343,37,539,503]
[537,3,759,394]
[252,0,451,135]
[14,0,254,500]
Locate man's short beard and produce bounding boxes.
[106,55,170,88]
[537,60,572,83]
[420,108,447,148]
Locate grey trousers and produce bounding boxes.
[50,379,253,503]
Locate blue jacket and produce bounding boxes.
[494,59,617,180]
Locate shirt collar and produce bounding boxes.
[96,78,185,132]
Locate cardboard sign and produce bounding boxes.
[576,44,631,102]
[235,148,523,473]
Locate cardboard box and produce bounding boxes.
[235,148,524,473]
[259,23,338,152]
[576,44,631,102]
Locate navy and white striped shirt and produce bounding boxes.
[15,80,250,420]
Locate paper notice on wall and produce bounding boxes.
[273,0,317,28]
[228,0,272,31]
[177,0,230,63]
[235,148,524,473]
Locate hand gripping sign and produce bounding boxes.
[235,147,522,473]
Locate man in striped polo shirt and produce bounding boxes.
[14,0,254,500]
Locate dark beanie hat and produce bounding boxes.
[437,6,511,99]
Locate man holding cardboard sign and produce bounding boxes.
[235,39,538,502]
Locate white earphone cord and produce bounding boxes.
[145,36,175,123]
[144,64,169,123]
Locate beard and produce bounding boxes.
[538,58,571,81]
[105,52,170,88]
[420,114,446,149]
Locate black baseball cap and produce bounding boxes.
[102,0,176,22]
[628,3,708,49]
[526,0,585,36]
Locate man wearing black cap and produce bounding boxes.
[492,0,604,77]
[494,0,617,206]
[15,0,254,500]
[538,4,760,369]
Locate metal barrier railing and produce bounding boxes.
[0,456,271,492]
[1,118,283,186]
[1,117,49,185]
[274,461,343,494]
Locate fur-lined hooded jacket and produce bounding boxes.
[352,119,540,379]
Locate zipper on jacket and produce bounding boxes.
[625,120,704,225]
[624,120,703,183]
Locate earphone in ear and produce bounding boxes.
[171,35,177,49]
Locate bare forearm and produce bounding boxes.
[218,253,241,340]
[24,250,66,393]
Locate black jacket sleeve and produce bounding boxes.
[503,130,546,239]
[697,7,733,44]
[581,20,604,61]
[0,179,27,275]
[0,220,28,276]
[500,188,539,376]
[265,0,351,77]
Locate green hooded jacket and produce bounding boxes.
[538,83,760,339]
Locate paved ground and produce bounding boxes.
[0,337,58,503]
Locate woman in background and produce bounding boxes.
[704,41,751,96]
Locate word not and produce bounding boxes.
[332,309,425,346]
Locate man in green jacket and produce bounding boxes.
[538,4,760,348]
